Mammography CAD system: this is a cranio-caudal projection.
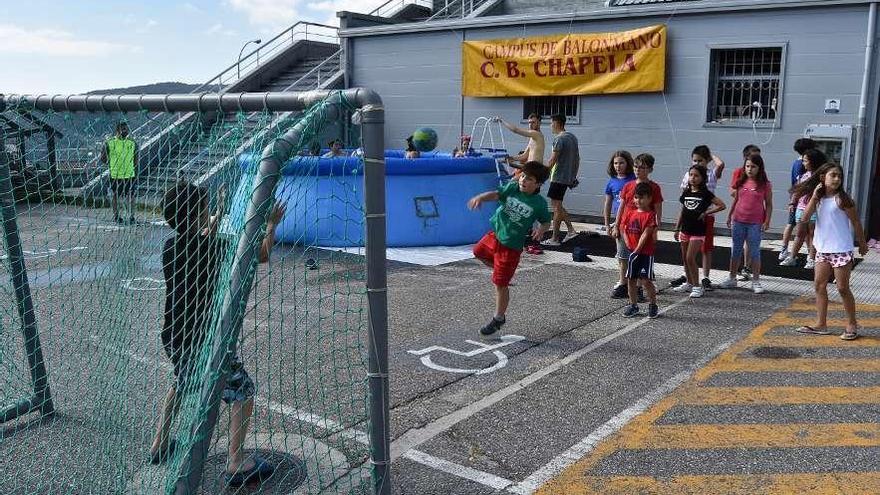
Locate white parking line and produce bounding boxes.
[88,334,496,487]
[404,449,516,491]
[390,297,691,460]
[510,339,734,494]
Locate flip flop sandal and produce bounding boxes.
[225,455,275,487]
[796,325,832,335]
[149,440,177,465]
[841,327,860,341]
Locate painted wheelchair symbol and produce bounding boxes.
[408,335,525,375]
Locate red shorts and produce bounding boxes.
[701,215,715,253]
[473,232,522,287]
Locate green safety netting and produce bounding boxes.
[0,93,374,494]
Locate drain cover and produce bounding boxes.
[199,449,306,494]
[751,347,801,359]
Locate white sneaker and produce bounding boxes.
[562,231,579,243]
[778,249,790,261]
[541,238,561,247]
[689,286,704,298]
[752,280,765,294]
[804,257,816,270]
[779,256,797,266]
[672,282,693,293]
[718,277,738,289]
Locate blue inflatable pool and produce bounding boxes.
[231,151,501,247]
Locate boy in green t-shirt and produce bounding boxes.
[468,161,552,336]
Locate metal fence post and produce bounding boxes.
[361,102,390,494]
[0,126,54,423]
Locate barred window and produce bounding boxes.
[523,96,578,122]
[707,47,783,125]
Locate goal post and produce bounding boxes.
[0,89,391,495]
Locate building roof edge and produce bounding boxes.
[339,0,876,38]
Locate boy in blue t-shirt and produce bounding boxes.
[468,161,552,336]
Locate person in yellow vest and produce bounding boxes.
[100,122,138,223]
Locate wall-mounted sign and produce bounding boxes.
[825,99,841,114]
[462,24,667,97]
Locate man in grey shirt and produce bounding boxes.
[542,113,580,246]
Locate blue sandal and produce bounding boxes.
[225,456,275,487]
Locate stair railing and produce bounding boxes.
[281,49,343,92]
[426,0,490,20]
[179,50,345,178]
[192,21,339,94]
[369,0,432,18]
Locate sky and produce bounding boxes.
[0,0,388,94]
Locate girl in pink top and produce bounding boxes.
[781,149,826,268]
[720,153,772,293]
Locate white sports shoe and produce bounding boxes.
[718,277,738,289]
[689,286,704,298]
[779,256,797,266]
[778,249,790,261]
[672,283,693,293]
[752,280,765,294]
[804,257,816,270]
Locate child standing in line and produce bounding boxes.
[781,149,827,268]
[621,182,660,319]
[779,138,816,261]
[728,144,761,282]
[720,152,772,293]
[613,153,664,301]
[673,165,726,298]
[468,161,552,336]
[792,163,868,339]
[603,150,636,299]
[672,145,725,289]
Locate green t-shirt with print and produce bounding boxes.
[490,181,552,251]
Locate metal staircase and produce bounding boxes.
[76,3,496,203]
[72,22,341,201]
[132,48,344,199]
[369,0,496,20]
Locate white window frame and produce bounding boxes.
[522,95,580,125]
[703,42,787,129]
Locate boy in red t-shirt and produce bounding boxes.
[621,182,660,319]
[612,153,663,300]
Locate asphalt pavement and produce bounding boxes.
[3,206,879,495]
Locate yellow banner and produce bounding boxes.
[462,25,667,97]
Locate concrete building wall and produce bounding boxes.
[348,4,878,230]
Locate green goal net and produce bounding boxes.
[0,91,387,494]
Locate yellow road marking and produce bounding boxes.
[538,473,880,495]
[681,386,880,405]
[538,300,880,494]
[715,358,880,373]
[620,423,880,449]
[748,335,880,347]
[771,317,880,327]
[786,300,880,312]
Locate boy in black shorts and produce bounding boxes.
[149,181,285,487]
[541,114,580,246]
[621,183,659,318]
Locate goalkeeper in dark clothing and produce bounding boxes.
[149,180,285,487]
